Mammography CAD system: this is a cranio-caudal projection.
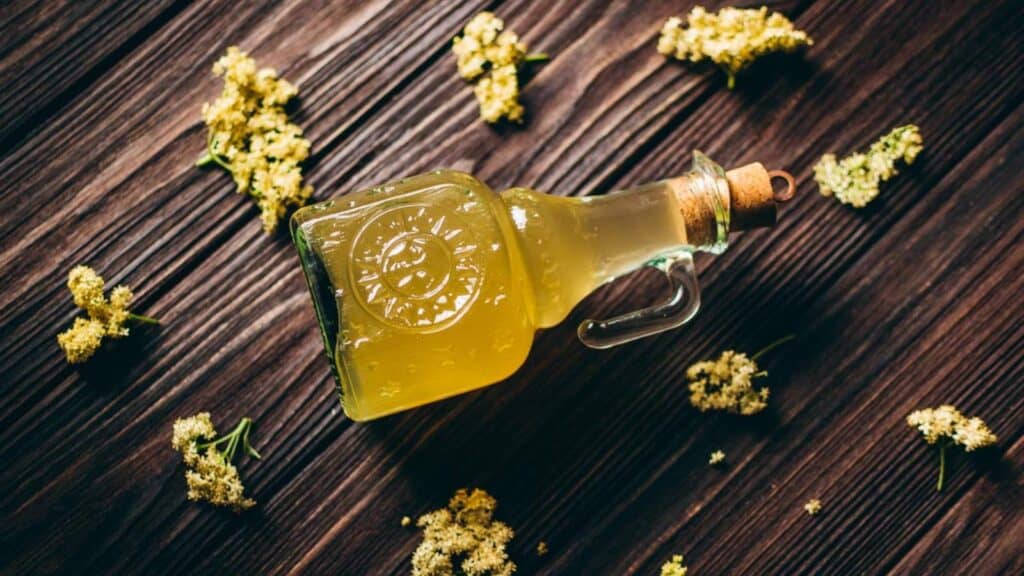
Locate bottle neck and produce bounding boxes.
[578,187,682,274]
[499,173,729,328]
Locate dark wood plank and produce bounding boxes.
[1,0,1022,574]
[0,0,192,151]
[890,438,1024,574]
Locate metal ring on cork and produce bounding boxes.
[767,169,796,203]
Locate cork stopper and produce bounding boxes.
[669,157,795,247]
[725,162,795,231]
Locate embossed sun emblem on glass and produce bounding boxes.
[349,203,484,330]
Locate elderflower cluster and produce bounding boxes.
[411,488,516,576]
[657,6,812,88]
[171,413,257,512]
[804,498,822,516]
[814,124,923,208]
[687,350,768,415]
[184,450,255,512]
[57,266,139,363]
[452,12,527,81]
[453,12,543,123]
[474,65,524,124]
[907,405,997,452]
[709,450,726,466]
[201,46,312,233]
[660,554,688,576]
[171,412,216,463]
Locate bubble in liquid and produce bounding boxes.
[380,380,401,397]
[492,328,514,352]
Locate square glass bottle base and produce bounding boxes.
[291,171,535,420]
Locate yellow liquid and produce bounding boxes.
[293,171,690,420]
[500,182,688,328]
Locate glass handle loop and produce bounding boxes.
[577,253,701,349]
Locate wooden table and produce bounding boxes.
[2,1,1022,574]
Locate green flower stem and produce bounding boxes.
[937,443,947,491]
[196,135,234,172]
[242,418,261,459]
[227,423,244,460]
[198,417,261,461]
[751,334,797,362]
[129,313,160,325]
[524,52,550,63]
[196,135,267,202]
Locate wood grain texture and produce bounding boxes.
[1,0,1022,574]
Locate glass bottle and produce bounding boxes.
[292,152,794,420]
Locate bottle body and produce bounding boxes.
[292,172,536,420]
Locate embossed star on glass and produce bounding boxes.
[291,153,795,420]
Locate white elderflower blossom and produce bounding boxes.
[658,6,812,88]
[815,124,923,208]
[907,405,996,490]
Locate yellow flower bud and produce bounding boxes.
[453,13,547,124]
[57,317,106,364]
[58,266,150,363]
[660,554,688,576]
[411,488,516,576]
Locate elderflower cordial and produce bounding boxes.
[197,46,313,233]
[57,265,157,363]
[452,12,548,123]
[657,6,812,88]
[814,124,923,208]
